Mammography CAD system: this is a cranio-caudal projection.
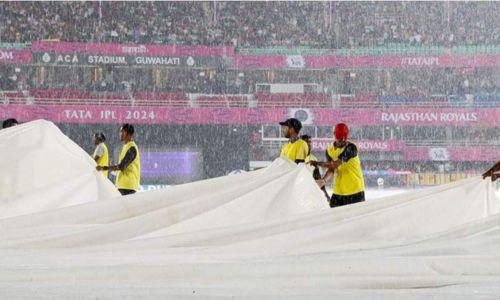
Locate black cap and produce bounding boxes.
[279,118,302,133]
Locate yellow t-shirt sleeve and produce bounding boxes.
[295,141,308,160]
[280,144,287,157]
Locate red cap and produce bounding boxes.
[334,123,349,141]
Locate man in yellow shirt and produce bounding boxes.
[311,123,365,207]
[279,118,308,164]
[92,132,109,178]
[96,124,141,196]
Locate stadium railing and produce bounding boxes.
[1,90,498,109]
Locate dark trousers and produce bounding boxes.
[330,191,365,208]
[118,188,136,196]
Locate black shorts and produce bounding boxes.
[330,191,365,208]
[118,188,136,196]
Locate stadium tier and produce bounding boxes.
[1,1,498,187]
[1,2,498,46]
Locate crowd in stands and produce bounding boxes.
[0,2,498,108]
[2,64,496,100]
[1,2,498,47]
[361,161,490,175]
[451,127,499,146]
[361,161,489,187]
[351,126,498,146]
[339,68,499,97]
[1,67,498,108]
[1,2,497,187]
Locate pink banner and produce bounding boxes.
[407,147,500,162]
[32,42,233,57]
[1,105,499,126]
[0,105,286,125]
[306,54,500,69]
[2,105,497,162]
[232,54,500,69]
[312,140,405,152]
[24,42,500,68]
[311,108,500,126]
[0,49,31,63]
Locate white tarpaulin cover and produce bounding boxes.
[0,120,499,299]
[0,120,119,218]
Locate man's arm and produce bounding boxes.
[117,147,137,171]
[314,145,358,188]
[315,150,335,188]
[316,169,334,188]
[309,150,330,168]
[322,143,358,170]
[96,147,137,172]
[93,144,104,162]
[310,149,343,171]
[338,143,358,163]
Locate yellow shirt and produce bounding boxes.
[116,141,141,191]
[326,142,365,196]
[93,142,109,177]
[305,154,318,172]
[280,138,309,163]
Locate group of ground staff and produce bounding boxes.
[3,117,499,201]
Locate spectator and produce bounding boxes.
[0,2,498,47]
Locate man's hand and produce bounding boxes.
[320,160,342,171]
[483,170,500,182]
[329,160,342,170]
[308,160,342,171]
[96,166,104,171]
[308,161,331,168]
[307,160,318,167]
[315,179,326,188]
